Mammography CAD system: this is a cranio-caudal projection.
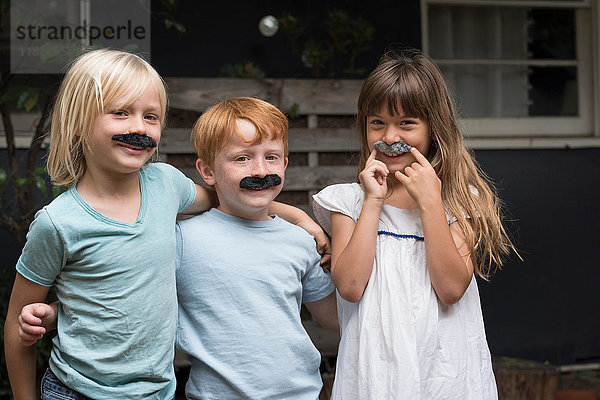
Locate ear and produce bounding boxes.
[196,158,216,186]
[283,156,288,171]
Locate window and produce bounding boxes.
[421,0,598,146]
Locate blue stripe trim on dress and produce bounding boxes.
[377,230,424,241]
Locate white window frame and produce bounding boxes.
[421,0,600,148]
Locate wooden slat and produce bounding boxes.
[160,127,360,153]
[288,128,359,152]
[178,166,356,191]
[283,166,356,190]
[164,77,360,115]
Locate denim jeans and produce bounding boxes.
[40,368,91,400]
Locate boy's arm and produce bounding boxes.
[304,292,338,333]
[19,301,59,346]
[4,273,50,400]
[180,185,218,216]
[269,201,331,267]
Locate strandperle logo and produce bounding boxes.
[14,20,147,46]
[10,0,150,74]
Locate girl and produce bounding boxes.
[312,49,517,399]
[5,49,326,400]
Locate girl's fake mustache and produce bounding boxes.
[373,140,412,154]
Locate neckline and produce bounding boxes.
[209,208,277,228]
[70,171,146,228]
[351,183,419,212]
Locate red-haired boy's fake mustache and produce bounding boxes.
[239,174,282,190]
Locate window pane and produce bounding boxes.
[441,65,529,118]
[429,6,528,59]
[429,4,579,118]
[529,67,578,116]
[528,9,576,60]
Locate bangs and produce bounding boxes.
[238,120,286,145]
[359,64,429,120]
[94,62,166,124]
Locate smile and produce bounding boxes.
[382,151,403,158]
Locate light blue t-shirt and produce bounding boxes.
[16,162,196,400]
[176,208,335,400]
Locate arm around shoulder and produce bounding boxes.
[270,201,331,267]
[180,184,218,216]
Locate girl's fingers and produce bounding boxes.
[366,149,377,164]
[394,170,407,184]
[410,147,431,167]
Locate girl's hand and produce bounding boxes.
[359,150,389,202]
[394,147,442,209]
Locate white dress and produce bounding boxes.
[313,183,497,400]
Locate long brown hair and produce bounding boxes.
[357,48,517,279]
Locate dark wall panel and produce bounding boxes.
[475,148,600,365]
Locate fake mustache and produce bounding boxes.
[373,140,412,154]
[111,133,157,149]
[239,174,282,190]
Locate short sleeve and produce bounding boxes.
[301,257,335,303]
[151,162,197,213]
[16,208,66,286]
[312,183,363,235]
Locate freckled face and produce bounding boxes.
[207,119,288,221]
[366,104,430,175]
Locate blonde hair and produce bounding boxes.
[47,48,167,187]
[192,97,289,169]
[357,48,517,279]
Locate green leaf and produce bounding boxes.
[16,90,30,110]
[24,90,40,111]
[0,168,6,186]
[16,178,26,186]
[173,22,186,34]
[35,176,47,195]
[0,85,28,105]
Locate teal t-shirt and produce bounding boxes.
[16,162,196,400]
[175,208,335,400]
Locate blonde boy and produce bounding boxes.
[175,97,337,399]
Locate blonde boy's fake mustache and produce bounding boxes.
[111,133,157,149]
